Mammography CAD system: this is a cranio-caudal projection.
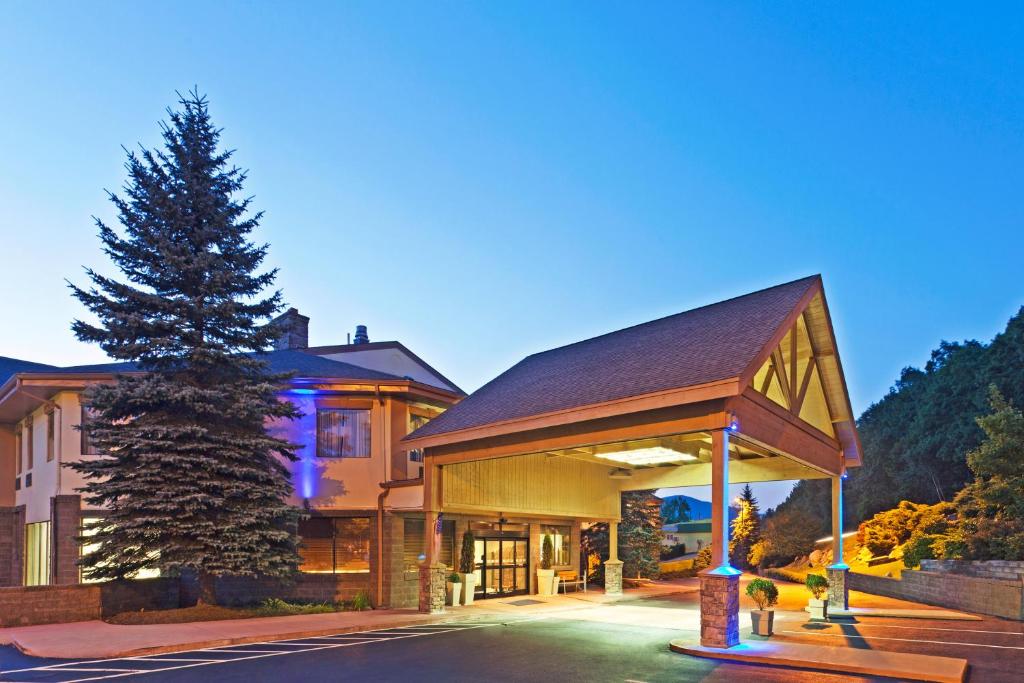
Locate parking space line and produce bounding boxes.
[781,629,1024,650]
[0,621,500,683]
[841,622,1023,636]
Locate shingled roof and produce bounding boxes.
[0,356,57,385]
[52,349,404,382]
[408,276,822,440]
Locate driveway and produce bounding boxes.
[1,587,1021,682]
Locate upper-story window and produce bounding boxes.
[15,430,22,476]
[408,413,433,463]
[46,408,56,462]
[24,417,34,471]
[316,408,371,458]
[80,406,101,455]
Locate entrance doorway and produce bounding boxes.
[471,522,529,598]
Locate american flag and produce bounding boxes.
[434,513,444,535]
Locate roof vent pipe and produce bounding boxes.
[354,325,369,345]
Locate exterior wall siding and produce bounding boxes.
[443,452,620,519]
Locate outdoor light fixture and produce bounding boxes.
[608,467,632,479]
[595,446,697,466]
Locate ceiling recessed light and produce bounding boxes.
[595,446,697,466]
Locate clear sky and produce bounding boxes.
[2,3,1022,509]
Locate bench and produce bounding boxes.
[558,571,586,594]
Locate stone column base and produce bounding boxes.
[604,559,623,596]
[827,565,849,611]
[699,569,740,648]
[418,563,447,614]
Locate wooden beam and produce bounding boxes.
[793,356,817,416]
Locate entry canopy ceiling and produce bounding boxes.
[545,432,773,470]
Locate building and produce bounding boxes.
[662,521,712,554]
[0,312,464,608]
[405,275,860,648]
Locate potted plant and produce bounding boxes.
[459,531,478,605]
[537,534,557,596]
[805,574,829,621]
[745,577,779,636]
[447,571,462,607]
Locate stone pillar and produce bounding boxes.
[51,495,82,585]
[827,566,849,612]
[827,474,850,611]
[418,563,447,613]
[700,571,740,649]
[604,559,623,596]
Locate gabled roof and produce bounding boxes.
[0,356,58,385]
[409,276,823,441]
[303,341,464,395]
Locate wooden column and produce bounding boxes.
[830,475,846,567]
[827,473,850,611]
[418,460,446,613]
[709,429,730,570]
[608,521,618,562]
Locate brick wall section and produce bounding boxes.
[849,570,1024,621]
[382,512,420,609]
[0,584,101,626]
[51,495,82,585]
[0,506,23,586]
[920,560,1024,581]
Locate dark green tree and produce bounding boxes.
[69,91,301,602]
[661,496,691,524]
[730,484,761,569]
[953,387,1024,559]
[620,491,663,579]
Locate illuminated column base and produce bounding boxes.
[699,567,740,648]
[418,563,447,614]
[604,559,623,596]
[827,565,849,611]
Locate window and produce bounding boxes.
[14,431,21,476]
[24,521,51,586]
[541,525,571,566]
[298,517,371,573]
[81,406,101,455]
[402,517,455,570]
[25,418,33,471]
[408,413,433,463]
[316,409,371,458]
[46,409,56,462]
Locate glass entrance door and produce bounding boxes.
[475,536,529,598]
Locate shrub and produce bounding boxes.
[541,535,554,570]
[351,590,371,611]
[447,572,461,583]
[903,534,939,568]
[748,539,768,569]
[693,545,712,571]
[857,501,954,557]
[745,578,779,610]
[459,531,475,574]
[660,542,687,560]
[805,573,829,599]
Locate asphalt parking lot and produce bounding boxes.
[2,591,1021,682]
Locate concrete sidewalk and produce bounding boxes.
[0,608,460,659]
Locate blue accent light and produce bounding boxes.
[289,388,318,395]
[298,458,317,499]
[728,419,739,432]
[841,470,849,480]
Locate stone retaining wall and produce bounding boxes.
[849,569,1024,620]
[919,560,1024,581]
[0,578,178,627]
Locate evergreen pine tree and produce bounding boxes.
[619,491,663,579]
[69,91,301,602]
[730,484,761,569]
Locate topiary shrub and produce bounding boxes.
[459,531,475,574]
[541,534,554,570]
[745,578,779,610]
[805,573,829,599]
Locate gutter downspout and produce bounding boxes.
[376,484,391,608]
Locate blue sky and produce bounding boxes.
[2,3,1022,508]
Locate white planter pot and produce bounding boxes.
[537,568,555,596]
[461,573,477,605]
[808,598,828,621]
[751,609,775,636]
[447,582,462,607]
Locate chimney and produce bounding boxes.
[353,324,369,345]
[271,308,310,350]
